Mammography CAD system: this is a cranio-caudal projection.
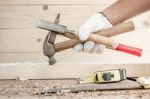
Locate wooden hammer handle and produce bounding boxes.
[88,34,142,56]
[114,44,142,56]
[88,34,114,47]
[55,21,138,55]
[55,38,81,52]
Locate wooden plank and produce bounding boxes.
[0,5,109,29]
[0,29,149,52]
[0,80,148,99]
[0,0,117,5]
[0,49,150,63]
[41,80,142,93]
[0,29,70,52]
[0,64,149,79]
[0,28,77,52]
[0,5,149,29]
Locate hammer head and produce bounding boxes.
[43,32,57,65]
[43,32,55,56]
[42,13,60,65]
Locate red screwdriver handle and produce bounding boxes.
[115,44,142,57]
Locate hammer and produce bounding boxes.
[37,15,141,65]
[43,13,60,65]
[37,20,142,53]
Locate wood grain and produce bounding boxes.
[0,3,149,63]
[42,80,142,93]
[0,63,149,79]
[0,5,149,29]
[0,0,150,80]
[0,0,117,5]
[0,29,149,52]
[0,49,150,63]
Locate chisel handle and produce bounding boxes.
[63,21,134,38]
[95,21,134,37]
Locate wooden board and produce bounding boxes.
[0,5,108,29]
[0,29,150,52]
[0,0,150,80]
[41,80,142,93]
[0,64,150,79]
[0,0,117,5]
[0,49,150,63]
[0,5,149,29]
[0,80,149,99]
[0,29,70,52]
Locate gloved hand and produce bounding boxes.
[73,13,112,53]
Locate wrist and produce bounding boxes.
[94,12,113,29]
[102,10,118,25]
[99,12,113,25]
[81,13,113,32]
[78,13,113,41]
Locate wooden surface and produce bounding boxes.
[42,80,142,93]
[0,80,149,99]
[0,0,117,5]
[0,64,150,79]
[0,0,150,79]
[0,1,149,57]
[0,3,149,63]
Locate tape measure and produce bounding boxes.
[79,69,126,84]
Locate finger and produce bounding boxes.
[78,27,90,41]
[91,44,105,54]
[83,41,95,53]
[96,44,105,54]
[73,44,83,52]
[90,44,101,53]
[74,30,79,36]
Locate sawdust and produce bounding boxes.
[0,80,76,96]
[0,80,150,99]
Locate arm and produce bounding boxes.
[103,0,150,25]
[74,0,150,53]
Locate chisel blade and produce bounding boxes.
[37,20,67,33]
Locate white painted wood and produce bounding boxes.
[0,63,149,79]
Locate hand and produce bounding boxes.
[73,13,112,53]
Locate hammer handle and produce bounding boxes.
[88,34,142,56]
[55,21,134,51]
[55,38,81,52]
[114,44,142,57]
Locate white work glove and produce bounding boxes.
[73,13,112,53]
